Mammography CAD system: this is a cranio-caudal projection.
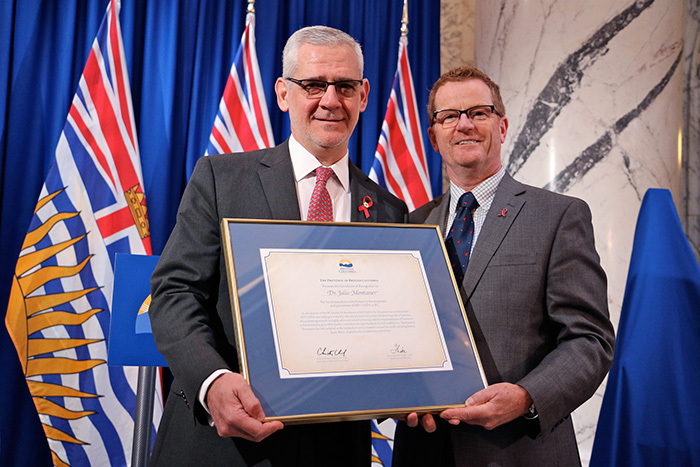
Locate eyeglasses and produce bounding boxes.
[432,105,500,127]
[285,77,363,99]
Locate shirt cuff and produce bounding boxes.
[198,369,233,427]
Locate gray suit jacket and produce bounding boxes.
[149,141,408,467]
[393,173,614,467]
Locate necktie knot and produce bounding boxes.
[456,191,479,213]
[314,166,334,185]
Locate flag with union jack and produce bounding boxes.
[370,32,433,467]
[5,2,162,466]
[204,9,274,155]
[370,35,432,212]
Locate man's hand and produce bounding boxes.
[440,383,533,430]
[403,412,438,432]
[206,372,284,441]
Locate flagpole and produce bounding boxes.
[401,0,408,37]
[131,366,157,467]
[128,0,157,458]
[117,0,155,457]
[127,0,157,461]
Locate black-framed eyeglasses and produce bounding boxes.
[432,105,500,127]
[285,77,363,99]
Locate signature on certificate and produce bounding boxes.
[390,343,407,354]
[317,347,348,357]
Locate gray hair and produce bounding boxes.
[282,25,364,77]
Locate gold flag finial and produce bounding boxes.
[247,0,255,14]
[401,0,408,37]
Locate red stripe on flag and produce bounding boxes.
[376,139,405,200]
[386,98,430,207]
[83,50,140,193]
[96,207,133,239]
[211,125,232,155]
[68,105,117,190]
[398,49,428,174]
[222,73,257,151]
[108,1,135,148]
[243,27,270,148]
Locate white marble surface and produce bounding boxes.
[475,0,685,464]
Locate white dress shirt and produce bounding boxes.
[445,166,505,252]
[289,135,351,223]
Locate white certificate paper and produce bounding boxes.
[260,249,452,378]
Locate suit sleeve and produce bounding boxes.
[150,157,230,421]
[516,198,615,434]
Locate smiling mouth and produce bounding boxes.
[456,140,479,145]
[315,119,345,126]
[315,115,343,120]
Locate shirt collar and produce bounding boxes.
[289,135,350,192]
[449,166,506,212]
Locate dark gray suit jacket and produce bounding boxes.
[393,173,614,467]
[149,141,408,466]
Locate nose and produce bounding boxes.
[318,83,342,109]
[455,112,476,131]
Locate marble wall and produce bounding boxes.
[440,0,696,464]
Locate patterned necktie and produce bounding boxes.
[445,192,479,282]
[307,166,334,222]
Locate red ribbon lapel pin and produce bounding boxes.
[497,208,507,217]
[358,196,373,219]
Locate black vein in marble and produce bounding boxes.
[506,0,655,175]
[544,50,682,193]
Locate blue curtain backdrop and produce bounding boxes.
[0,1,440,465]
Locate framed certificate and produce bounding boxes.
[221,219,486,424]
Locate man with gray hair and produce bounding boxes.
[149,25,407,466]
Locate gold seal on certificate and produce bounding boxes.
[260,249,452,378]
[222,219,486,424]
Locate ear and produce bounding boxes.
[358,79,370,112]
[499,116,508,143]
[428,126,440,152]
[275,78,289,112]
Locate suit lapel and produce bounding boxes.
[422,194,450,234]
[257,141,302,220]
[463,174,526,298]
[349,163,382,222]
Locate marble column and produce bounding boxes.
[684,0,700,260]
[475,0,685,464]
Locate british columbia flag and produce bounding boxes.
[370,35,432,212]
[204,10,274,156]
[370,33,433,467]
[5,2,162,466]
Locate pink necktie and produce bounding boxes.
[307,167,334,222]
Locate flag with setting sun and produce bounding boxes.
[5,2,161,465]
